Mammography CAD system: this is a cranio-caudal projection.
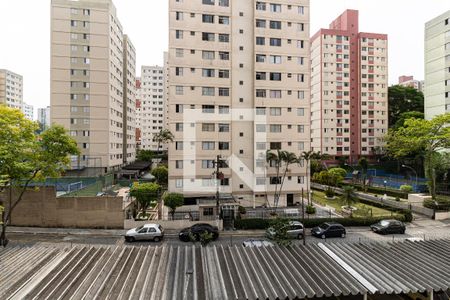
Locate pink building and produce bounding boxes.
[310,10,388,164]
[398,75,423,92]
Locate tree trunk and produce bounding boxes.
[0,223,7,247]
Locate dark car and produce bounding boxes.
[311,222,346,239]
[370,219,405,235]
[179,223,219,242]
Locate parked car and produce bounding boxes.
[125,224,164,242]
[370,219,406,235]
[266,221,304,240]
[243,239,274,247]
[311,222,346,239]
[179,223,219,242]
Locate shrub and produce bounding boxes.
[269,218,292,246]
[424,197,450,211]
[238,206,246,215]
[306,205,316,214]
[395,197,400,202]
[325,187,335,198]
[400,185,413,193]
[349,184,408,199]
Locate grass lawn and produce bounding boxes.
[62,181,103,197]
[312,190,399,218]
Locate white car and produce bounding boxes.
[125,224,164,242]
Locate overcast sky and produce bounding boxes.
[0,0,449,116]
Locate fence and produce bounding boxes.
[241,206,340,220]
[312,183,435,218]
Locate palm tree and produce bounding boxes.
[300,151,329,205]
[358,157,369,191]
[152,129,174,151]
[277,151,297,208]
[266,150,282,208]
[341,186,357,217]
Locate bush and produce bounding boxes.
[349,184,408,199]
[306,205,316,214]
[400,185,413,193]
[325,187,335,198]
[424,198,450,211]
[238,206,246,215]
[234,214,411,230]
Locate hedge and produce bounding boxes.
[234,214,411,230]
[424,198,450,211]
[348,184,409,199]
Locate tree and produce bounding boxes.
[341,186,357,216]
[385,113,450,198]
[151,165,168,186]
[269,218,292,246]
[394,111,424,130]
[136,149,154,162]
[358,157,369,191]
[300,151,329,205]
[129,182,160,217]
[163,192,184,219]
[152,129,174,151]
[0,106,79,246]
[328,167,347,186]
[388,85,424,128]
[266,150,297,208]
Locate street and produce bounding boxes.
[4,216,450,248]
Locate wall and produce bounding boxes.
[1,187,123,229]
[434,211,450,221]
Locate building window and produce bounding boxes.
[255,124,266,132]
[175,30,183,39]
[219,105,229,114]
[218,69,229,78]
[256,37,265,45]
[176,160,184,169]
[219,142,229,150]
[256,2,266,10]
[202,69,215,77]
[202,0,214,5]
[202,123,215,131]
[218,88,229,96]
[202,87,215,96]
[270,3,281,13]
[256,89,266,98]
[270,73,281,81]
[219,52,229,60]
[270,38,282,47]
[176,104,184,113]
[297,125,304,133]
[202,14,214,23]
[202,160,215,169]
[270,125,282,133]
[270,21,282,30]
[256,107,266,115]
[218,123,229,132]
[175,179,183,188]
[176,142,184,150]
[218,34,230,43]
[269,55,282,64]
[202,32,215,41]
[219,0,229,6]
[256,54,266,62]
[255,19,266,28]
[176,48,184,57]
[219,16,229,25]
[176,123,184,132]
[202,50,215,60]
[175,67,183,76]
[175,86,184,95]
[202,142,215,150]
[270,108,281,116]
[270,90,282,98]
[256,72,266,80]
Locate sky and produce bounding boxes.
[0,0,449,117]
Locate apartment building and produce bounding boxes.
[135,80,142,148]
[22,103,34,121]
[424,10,450,120]
[168,0,311,207]
[311,10,388,164]
[139,65,166,151]
[398,75,424,92]
[50,0,136,173]
[38,106,51,130]
[0,69,23,110]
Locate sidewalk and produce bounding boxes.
[6,226,266,237]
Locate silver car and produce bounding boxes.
[266,221,304,240]
[125,224,164,242]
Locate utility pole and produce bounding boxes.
[213,155,225,218]
[301,188,306,246]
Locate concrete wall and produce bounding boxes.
[434,211,450,221]
[124,219,223,231]
[1,187,123,229]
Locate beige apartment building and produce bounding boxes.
[51,0,136,174]
[311,10,388,164]
[0,69,23,110]
[168,0,311,207]
[138,65,167,151]
[425,11,450,120]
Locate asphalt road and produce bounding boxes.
[5,217,450,248]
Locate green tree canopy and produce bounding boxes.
[152,129,174,151]
[393,111,424,130]
[151,165,168,186]
[0,106,79,246]
[136,150,154,162]
[385,113,450,198]
[388,85,424,128]
[129,182,160,215]
[163,192,184,219]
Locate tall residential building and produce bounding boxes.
[135,79,142,149]
[311,10,388,164]
[139,65,166,151]
[51,0,136,173]
[22,103,34,120]
[398,75,424,92]
[168,0,311,207]
[38,106,51,130]
[0,69,23,110]
[424,10,450,120]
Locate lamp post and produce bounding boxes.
[383,180,387,193]
[401,164,418,188]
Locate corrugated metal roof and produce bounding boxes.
[1,240,450,300]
